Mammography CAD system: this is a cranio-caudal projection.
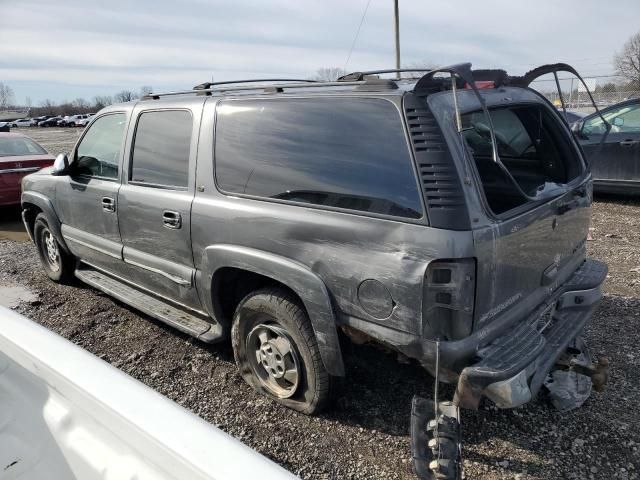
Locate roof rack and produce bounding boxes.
[142,79,368,100]
[192,78,317,90]
[338,68,435,82]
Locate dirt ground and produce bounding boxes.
[0,128,639,479]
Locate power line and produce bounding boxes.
[343,0,373,72]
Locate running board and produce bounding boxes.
[75,267,222,342]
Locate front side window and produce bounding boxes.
[75,113,126,179]
[130,110,192,188]
[583,103,640,135]
[214,98,423,219]
[462,105,583,215]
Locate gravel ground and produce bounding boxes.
[1,129,639,479]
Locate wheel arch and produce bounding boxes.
[21,191,71,254]
[200,245,345,377]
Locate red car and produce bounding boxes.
[0,132,54,206]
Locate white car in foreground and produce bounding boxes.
[0,306,295,480]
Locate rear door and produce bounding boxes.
[117,101,204,310]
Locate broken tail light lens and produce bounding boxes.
[422,258,476,340]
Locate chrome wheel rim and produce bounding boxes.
[43,229,60,271]
[246,323,300,399]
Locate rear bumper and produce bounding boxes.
[435,259,607,409]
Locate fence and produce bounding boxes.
[529,74,640,114]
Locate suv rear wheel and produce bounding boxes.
[231,287,332,414]
[34,213,74,283]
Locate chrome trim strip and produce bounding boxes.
[0,167,41,174]
[64,236,122,259]
[123,257,192,286]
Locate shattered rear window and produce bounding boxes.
[462,105,583,215]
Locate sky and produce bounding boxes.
[0,0,639,105]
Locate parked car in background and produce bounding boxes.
[573,98,640,194]
[39,116,63,127]
[0,132,54,205]
[61,114,90,127]
[77,114,96,127]
[11,118,37,127]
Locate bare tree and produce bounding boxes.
[38,99,57,116]
[312,67,348,81]
[0,82,15,109]
[139,85,153,97]
[114,90,136,103]
[72,97,90,110]
[614,31,640,88]
[93,95,113,110]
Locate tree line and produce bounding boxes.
[0,85,152,116]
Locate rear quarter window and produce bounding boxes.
[214,97,423,219]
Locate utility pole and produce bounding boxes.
[393,0,400,79]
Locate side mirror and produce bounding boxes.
[613,117,624,127]
[52,153,70,176]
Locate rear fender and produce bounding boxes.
[199,245,345,377]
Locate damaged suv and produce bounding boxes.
[22,63,608,480]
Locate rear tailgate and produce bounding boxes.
[473,182,590,329]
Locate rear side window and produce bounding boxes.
[214,98,423,219]
[462,105,583,215]
[130,110,192,188]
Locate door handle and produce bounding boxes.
[101,197,115,212]
[162,210,182,229]
[620,140,638,147]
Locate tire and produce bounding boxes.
[232,287,332,414]
[33,213,74,283]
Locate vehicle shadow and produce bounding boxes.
[0,205,30,242]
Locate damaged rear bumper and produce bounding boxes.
[440,259,608,410]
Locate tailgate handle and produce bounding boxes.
[162,210,182,229]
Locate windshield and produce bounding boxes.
[0,137,48,157]
[462,105,583,214]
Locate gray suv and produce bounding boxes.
[21,63,607,479]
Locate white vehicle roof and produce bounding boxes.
[0,306,295,480]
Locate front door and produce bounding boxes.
[580,101,640,186]
[56,112,128,269]
[117,105,202,310]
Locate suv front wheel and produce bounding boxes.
[34,213,74,283]
[231,288,333,414]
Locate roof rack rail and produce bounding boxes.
[338,68,435,82]
[192,78,317,90]
[142,79,367,100]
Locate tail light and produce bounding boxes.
[422,258,476,340]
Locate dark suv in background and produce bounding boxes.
[21,63,607,480]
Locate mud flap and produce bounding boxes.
[410,396,462,480]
